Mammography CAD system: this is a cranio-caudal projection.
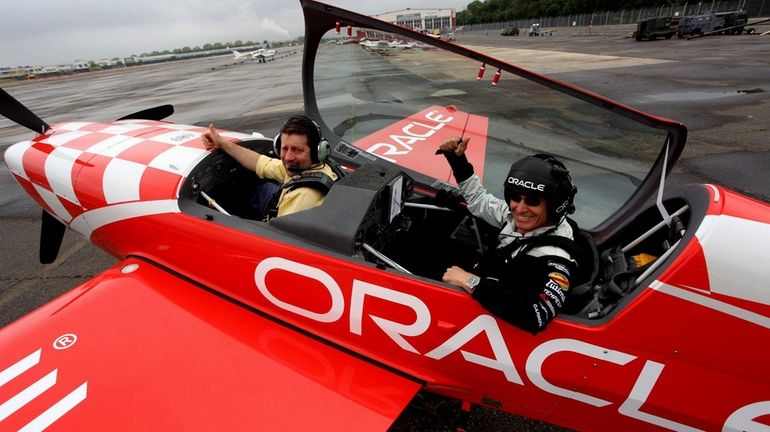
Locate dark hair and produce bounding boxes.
[279,115,323,162]
[503,153,577,222]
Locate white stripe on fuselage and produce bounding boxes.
[1,349,88,431]
[650,281,770,330]
[0,349,41,387]
[695,215,770,306]
[69,199,180,238]
[19,382,88,432]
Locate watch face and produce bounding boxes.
[467,276,480,288]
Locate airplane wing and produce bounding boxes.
[0,259,421,431]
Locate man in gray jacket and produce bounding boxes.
[438,136,579,333]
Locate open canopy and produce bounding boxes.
[300,1,687,241]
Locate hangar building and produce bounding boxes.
[371,8,457,32]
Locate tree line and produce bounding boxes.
[457,0,678,24]
[138,40,270,58]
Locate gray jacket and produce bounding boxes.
[458,174,574,257]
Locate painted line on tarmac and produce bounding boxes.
[468,45,672,74]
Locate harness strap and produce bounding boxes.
[515,234,579,258]
[499,218,598,297]
[282,171,335,194]
[265,171,335,219]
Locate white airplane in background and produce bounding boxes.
[336,38,358,45]
[388,40,416,49]
[359,39,393,52]
[232,48,277,62]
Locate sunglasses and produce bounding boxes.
[507,192,544,206]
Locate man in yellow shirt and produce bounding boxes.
[202,115,338,219]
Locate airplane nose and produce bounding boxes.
[4,136,86,224]
[5,121,209,241]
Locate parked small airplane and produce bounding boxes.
[388,40,416,49]
[232,48,276,62]
[359,39,393,52]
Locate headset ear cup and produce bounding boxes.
[558,182,577,216]
[317,139,330,163]
[273,134,281,157]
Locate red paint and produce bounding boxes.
[0,259,420,431]
[3,2,770,429]
[477,63,486,80]
[492,69,501,86]
[658,238,710,292]
[5,113,770,432]
[352,105,489,183]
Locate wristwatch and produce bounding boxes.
[465,275,480,293]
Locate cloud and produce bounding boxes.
[261,17,291,38]
[1,0,469,67]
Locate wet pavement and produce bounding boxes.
[455,27,770,204]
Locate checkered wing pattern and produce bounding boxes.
[5,120,249,237]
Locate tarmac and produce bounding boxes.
[1,31,769,431]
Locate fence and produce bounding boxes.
[461,0,767,32]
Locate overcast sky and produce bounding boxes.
[1,0,469,68]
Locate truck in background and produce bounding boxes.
[677,10,750,37]
[634,16,679,40]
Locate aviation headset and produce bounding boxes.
[504,153,577,221]
[273,115,331,164]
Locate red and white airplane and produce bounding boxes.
[2,1,769,431]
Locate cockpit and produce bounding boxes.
[178,5,696,324]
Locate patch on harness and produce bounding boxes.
[549,272,570,291]
[548,260,571,276]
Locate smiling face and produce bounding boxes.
[279,133,313,172]
[509,194,549,234]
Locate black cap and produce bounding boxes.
[503,154,576,219]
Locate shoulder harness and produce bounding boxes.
[503,218,599,300]
[282,171,335,195]
[265,171,335,219]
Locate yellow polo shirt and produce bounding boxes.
[255,157,338,217]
